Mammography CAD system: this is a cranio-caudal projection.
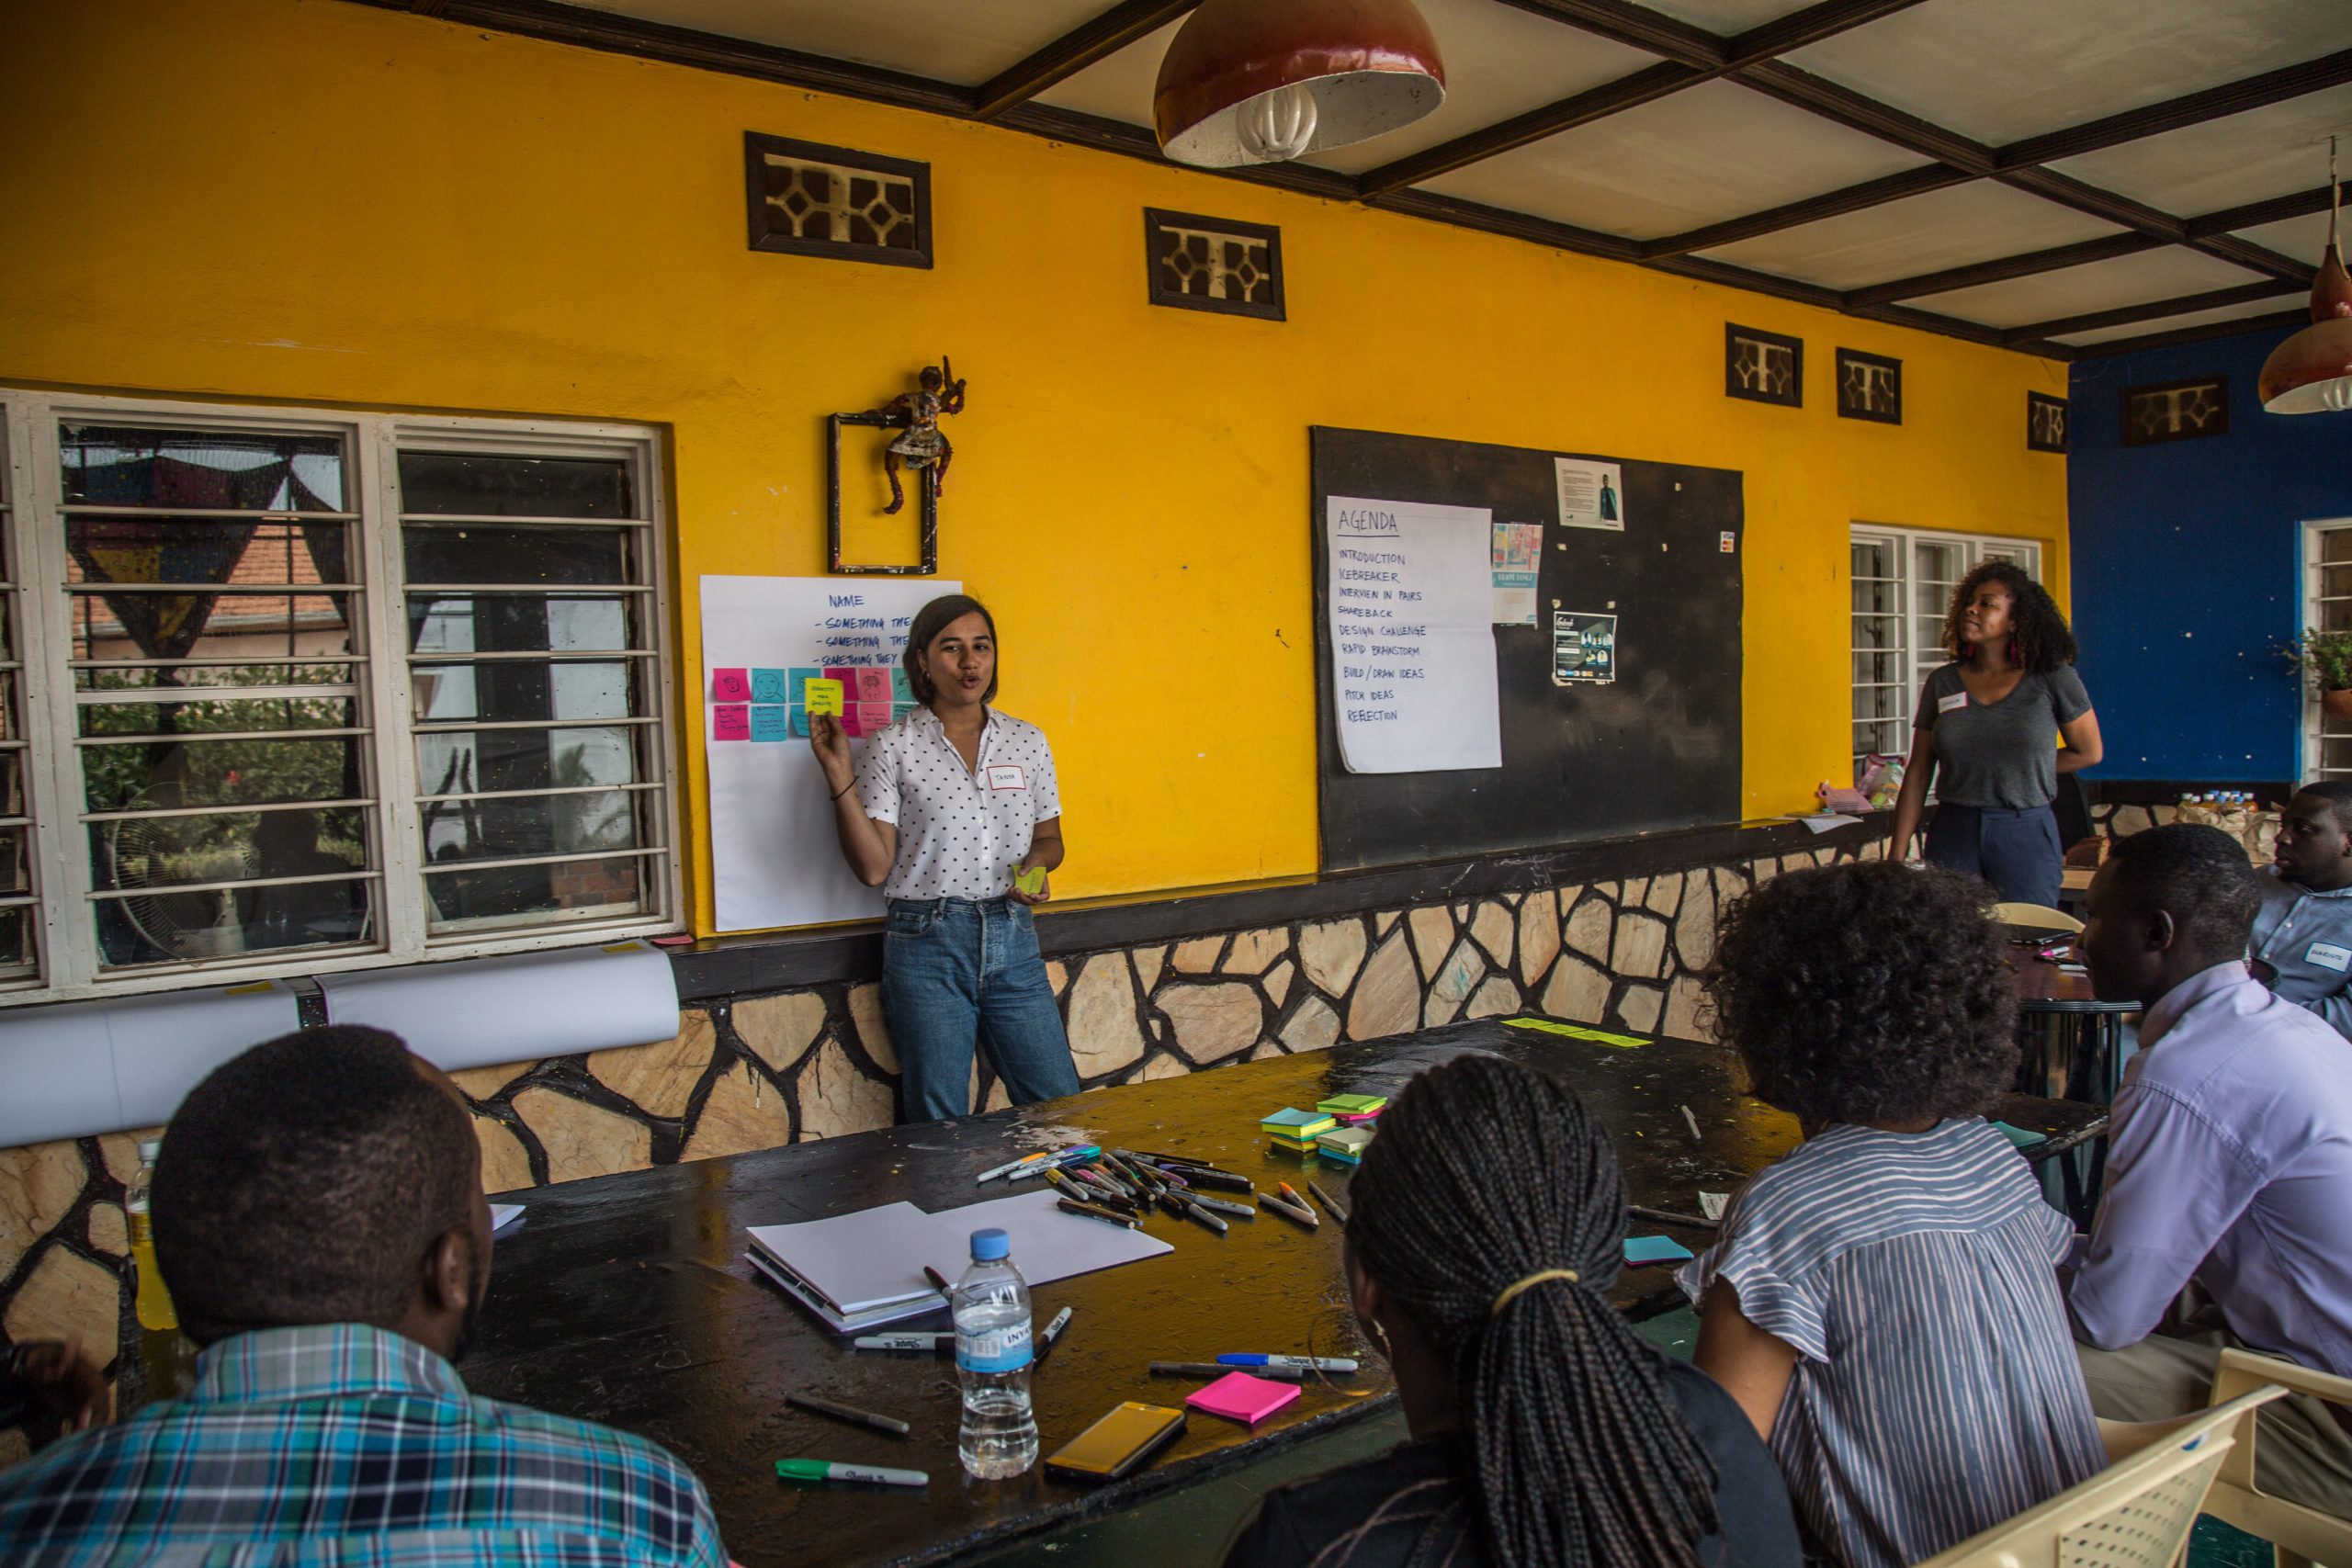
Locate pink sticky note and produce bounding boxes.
[1185,1371,1300,1426]
[837,705,863,739]
[823,667,858,693]
[855,668,892,704]
[711,668,750,702]
[857,702,891,732]
[711,705,750,741]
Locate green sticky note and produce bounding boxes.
[1991,1120,2048,1149]
[1504,1017,1645,1048]
[1013,865,1046,896]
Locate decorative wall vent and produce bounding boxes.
[1837,348,1903,423]
[1144,209,1284,320]
[1725,324,1802,406]
[2027,391,2069,453]
[2120,375,2229,446]
[744,132,932,269]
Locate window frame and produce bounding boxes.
[0,389,684,1003]
[1849,523,2044,768]
[2301,516,2352,784]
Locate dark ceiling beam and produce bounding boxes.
[2186,181,2348,239]
[1996,166,2312,285]
[1732,60,1993,172]
[1641,164,1971,259]
[1844,232,2161,308]
[971,0,1198,121]
[1999,279,2306,346]
[1355,61,1705,196]
[1996,47,2352,169]
[1486,0,1721,66]
[1370,188,1642,262]
[2067,307,2304,361]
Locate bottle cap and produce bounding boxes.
[137,1138,162,1161]
[969,1227,1010,1261]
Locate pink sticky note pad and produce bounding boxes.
[856,702,891,732]
[711,668,750,702]
[1185,1371,1300,1426]
[822,667,858,692]
[855,668,892,704]
[711,705,750,741]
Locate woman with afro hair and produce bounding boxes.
[1683,861,2103,1568]
[1888,559,2101,906]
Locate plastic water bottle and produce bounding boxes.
[125,1138,177,1332]
[953,1226,1037,1479]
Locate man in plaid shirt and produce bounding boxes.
[0,1027,729,1567]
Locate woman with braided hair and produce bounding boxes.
[1222,1055,1800,1568]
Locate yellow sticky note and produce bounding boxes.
[1013,864,1046,896]
[804,677,844,716]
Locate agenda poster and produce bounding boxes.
[1326,496,1501,774]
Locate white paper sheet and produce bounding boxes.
[318,942,677,1070]
[490,1204,525,1234]
[699,576,961,932]
[0,980,303,1145]
[747,1201,951,1315]
[930,1186,1174,1285]
[1327,496,1500,774]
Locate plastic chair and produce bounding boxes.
[1995,901,2086,935]
[1914,1384,2287,1568]
[2201,1348,2352,1568]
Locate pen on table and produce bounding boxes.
[976,1145,1098,1183]
[854,1332,953,1356]
[1175,1166,1254,1194]
[1217,1354,1359,1373]
[1124,1150,1233,1172]
[1150,1360,1305,1382]
[923,1265,953,1294]
[1187,1192,1256,1220]
[1628,1203,1719,1232]
[1178,1197,1229,1235]
[1261,1191,1317,1228]
[786,1392,912,1437]
[1307,1181,1350,1225]
[1277,1181,1309,1210]
[1035,1306,1074,1362]
[1057,1197,1140,1229]
[1679,1104,1702,1144]
[776,1459,928,1487]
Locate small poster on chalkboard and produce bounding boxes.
[1554,458,1623,531]
[1554,611,1617,684]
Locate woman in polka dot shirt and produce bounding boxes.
[809,594,1080,1121]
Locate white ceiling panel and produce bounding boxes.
[1028,17,1180,130]
[1921,248,2268,330]
[567,0,1101,85]
[1783,0,2335,148]
[1637,0,1817,33]
[1697,181,2120,290]
[2056,295,2308,347]
[2230,209,2342,268]
[1415,78,1928,241]
[2046,84,2352,220]
[1301,0,1658,175]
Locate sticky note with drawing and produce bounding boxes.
[712,705,751,741]
[856,668,892,704]
[711,668,750,702]
[804,678,845,716]
[750,668,789,704]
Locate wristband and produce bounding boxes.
[831,781,854,801]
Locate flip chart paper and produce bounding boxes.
[750,705,789,742]
[712,668,751,701]
[751,668,789,703]
[712,705,751,740]
[804,678,844,716]
[702,576,960,931]
[1327,495,1500,774]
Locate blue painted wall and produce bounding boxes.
[2069,324,2352,783]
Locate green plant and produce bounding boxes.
[2282,628,2352,694]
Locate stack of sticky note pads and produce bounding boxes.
[1315,1125,1374,1165]
[1316,1094,1386,1125]
[1261,1107,1336,1155]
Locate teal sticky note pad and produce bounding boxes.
[789,705,811,738]
[750,668,789,704]
[1623,1235,1695,1266]
[749,705,789,742]
[1991,1121,2048,1149]
[890,668,913,702]
[893,702,916,724]
[788,666,822,696]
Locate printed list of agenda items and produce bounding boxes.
[1331,509,1429,725]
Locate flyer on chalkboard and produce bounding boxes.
[1553,458,1623,532]
[1491,522,1541,626]
[1327,495,1501,774]
[1553,611,1617,684]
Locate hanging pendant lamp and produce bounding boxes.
[2260,137,2352,414]
[1153,0,1445,169]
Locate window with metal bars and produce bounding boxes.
[2303,520,2352,784]
[0,392,679,1001]
[1850,525,2043,767]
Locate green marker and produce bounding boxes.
[776,1458,928,1487]
[1013,864,1047,896]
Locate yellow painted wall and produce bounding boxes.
[0,0,2070,934]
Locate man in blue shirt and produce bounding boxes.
[2248,782,2352,1038]
[0,1027,728,1566]
[2072,824,2352,1516]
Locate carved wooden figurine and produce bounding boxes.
[875,357,966,515]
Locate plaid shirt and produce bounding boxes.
[0,1323,727,1567]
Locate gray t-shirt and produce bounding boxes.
[1913,663,2091,809]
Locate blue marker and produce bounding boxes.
[1216,1354,1359,1373]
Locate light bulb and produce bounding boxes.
[1235,82,1318,162]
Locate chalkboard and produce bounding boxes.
[1312,426,1743,872]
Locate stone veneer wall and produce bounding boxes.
[0,835,1892,1451]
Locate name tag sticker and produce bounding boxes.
[1938,692,1968,714]
[2308,942,2352,973]
[986,764,1026,792]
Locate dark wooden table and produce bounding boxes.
[440,1019,2101,1568]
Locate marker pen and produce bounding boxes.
[1057,1198,1139,1228]
[1179,1198,1229,1236]
[922,1265,953,1294]
[1150,1360,1306,1381]
[776,1459,928,1487]
[1216,1354,1359,1373]
[1035,1306,1074,1361]
[854,1332,953,1355]
[1277,1182,1308,1209]
[1186,1193,1255,1220]
[1177,1167,1255,1194]
[976,1145,1099,1183]
[786,1392,912,1436]
[1260,1192,1317,1229]
[1307,1181,1351,1225]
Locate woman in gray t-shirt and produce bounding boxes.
[1889,562,2102,906]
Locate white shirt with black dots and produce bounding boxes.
[855,705,1062,903]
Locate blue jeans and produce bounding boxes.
[1926,803,2064,906]
[881,897,1079,1122]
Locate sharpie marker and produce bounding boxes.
[1057,1197,1139,1229]
[776,1459,928,1487]
[1217,1354,1359,1373]
[786,1392,912,1436]
[977,1145,1099,1183]
[1186,1193,1256,1220]
[1307,1181,1351,1225]
[1035,1306,1074,1361]
[1260,1192,1317,1229]
[854,1332,953,1355]
[1150,1360,1306,1382]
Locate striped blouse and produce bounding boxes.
[1678,1119,2103,1568]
